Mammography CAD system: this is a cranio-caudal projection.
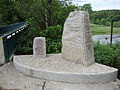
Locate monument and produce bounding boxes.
[62,11,94,66]
[14,11,119,90]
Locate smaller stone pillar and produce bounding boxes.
[33,37,46,58]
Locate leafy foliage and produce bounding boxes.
[0,0,19,24]
[81,4,92,17]
[15,25,62,54]
[91,10,120,27]
[94,42,120,78]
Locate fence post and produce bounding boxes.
[110,21,113,44]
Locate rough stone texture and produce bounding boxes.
[62,11,95,66]
[0,62,120,90]
[14,54,118,84]
[33,37,46,58]
[0,38,5,64]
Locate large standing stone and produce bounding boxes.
[33,37,46,58]
[62,11,95,66]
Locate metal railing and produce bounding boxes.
[0,22,27,62]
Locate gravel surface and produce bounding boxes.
[14,54,117,73]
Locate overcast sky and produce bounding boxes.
[71,0,120,11]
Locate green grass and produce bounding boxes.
[91,24,120,35]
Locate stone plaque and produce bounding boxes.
[33,37,46,58]
[62,11,95,66]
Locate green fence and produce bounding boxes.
[3,32,20,62]
[0,22,27,62]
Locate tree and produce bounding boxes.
[14,0,78,54]
[91,10,120,25]
[95,19,100,24]
[68,1,72,6]
[114,21,120,27]
[100,18,106,25]
[81,3,92,16]
[0,0,19,25]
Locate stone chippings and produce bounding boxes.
[62,11,95,66]
[15,54,117,74]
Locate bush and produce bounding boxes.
[114,21,120,27]
[94,42,120,78]
[15,25,62,55]
[44,25,62,53]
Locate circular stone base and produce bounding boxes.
[14,54,118,84]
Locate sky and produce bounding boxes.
[71,0,120,11]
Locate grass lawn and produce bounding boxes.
[91,24,120,35]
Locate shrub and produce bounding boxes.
[114,21,120,27]
[15,25,62,55]
[44,25,62,53]
[94,42,120,78]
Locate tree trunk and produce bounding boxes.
[47,0,53,27]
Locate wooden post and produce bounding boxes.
[110,21,113,44]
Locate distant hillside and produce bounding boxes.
[91,10,120,27]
